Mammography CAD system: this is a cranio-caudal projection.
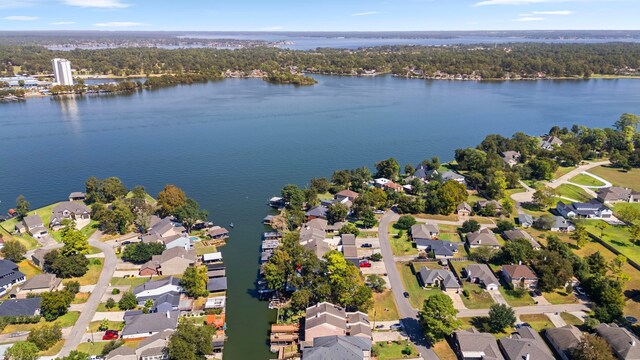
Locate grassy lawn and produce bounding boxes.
[583,221,640,261]
[499,287,535,307]
[17,260,43,278]
[569,173,606,187]
[73,292,91,304]
[39,340,64,356]
[590,166,640,191]
[96,302,124,312]
[460,283,495,309]
[397,263,440,309]
[543,290,579,305]
[613,202,640,218]
[389,224,418,256]
[0,202,60,237]
[76,342,109,355]
[1,311,80,334]
[110,276,158,288]
[89,320,124,332]
[560,312,584,326]
[519,314,554,331]
[554,166,575,179]
[432,340,457,360]
[373,340,418,360]
[195,242,217,256]
[65,258,104,286]
[459,317,511,338]
[368,290,400,322]
[555,184,593,202]
[0,224,40,250]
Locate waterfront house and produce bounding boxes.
[418,266,460,291]
[261,239,280,252]
[133,276,182,300]
[335,189,359,202]
[138,247,196,276]
[441,171,466,185]
[269,197,285,208]
[457,202,472,221]
[502,264,538,290]
[416,239,458,258]
[149,217,186,238]
[464,264,500,290]
[540,136,563,151]
[205,296,226,309]
[304,238,332,259]
[49,201,91,230]
[0,297,41,317]
[161,234,193,251]
[207,226,229,240]
[411,223,439,241]
[21,214,48,239]
[121,310,179,340]
[12,274,62,298]
[499,325,554,360]
[545,325,583,360]
[466,228,500,249]
[502,229,541,250]
[0,260,26,296]
[305,206,329,221]
[414,165,438,181]
[304,302,371,345]
[68,192,86,201]
[517,213,534,228]
[557,201,613,220]
[596,323,640,360]
[302,336,371,360]
[551,216,576,232]
[598,187,640,204]
[501,151,521,167]
[453,329,504,360]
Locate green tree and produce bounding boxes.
[309,177,330,194]
[338,223,360,237]
[118,292,138,311]
[57,351,90,360]
[64,281,80,296]
[374,158,400,180]
[158,184,187,217]
[102,177,128,203]
[40,291,73,321]
[60,226,89,256]
[418,293,461,343]
[501,238,535,265]
[496,220,515,233]
[595,221,609,239]
[460,220,481,233]
[323,250,372,311]
[121,242,165,264]
[27,323,62,350]
[290,288,312,311]
[44,250,89,278]
[1,240,27,262]
[532,187,556,209]
[168,320,215,360]
[15,195,30,220]
[105,297,116,310]
[571,334,616,360]
[175,198,208,232]
[396,215,416,230]
[326,203,348,225]
[101,340,124,357]
[361,209,377,228]
[535,250,573,291]
[131,186,147,200]
[571,224,590,249]
[180,265,209,299]
[487,304,516,333]
[470,246,497,263]
[281,184,305,211]
[630,224,640,247]
[367,275,386,292]
[5,341,39,360]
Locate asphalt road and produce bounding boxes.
[378,210,439,360]
[58,231,117,357]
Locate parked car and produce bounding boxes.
[359,261,371,268]
[374,210,384,214]
[390,323,403,331]
[375,324,384,329]
[121,240,131,245]
[361,243,372,248]
[625,316,638,324]
[403,292,409,298]
[102,330,119,341]
[575,286,586,296]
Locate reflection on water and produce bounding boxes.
[53,95,81,133]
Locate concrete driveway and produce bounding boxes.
[488,289,508,305]
[445,291,467,310]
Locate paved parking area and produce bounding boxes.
[356,237,380,248]
[373,330,407,342]
[360,261,387,275]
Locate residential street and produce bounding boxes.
[58,231,117,357]
[457,303,590,318]
[378,211,439,360]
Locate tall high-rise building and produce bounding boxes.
[52,58,74,86]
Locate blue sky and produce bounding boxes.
[0,0,637,31]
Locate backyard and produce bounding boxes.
[590,166,640,191]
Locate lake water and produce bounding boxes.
[1,75,640,359]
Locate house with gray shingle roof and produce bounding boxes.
[121,310,179,339]
[501,151,521,167]
[0,297,41,317]
[50,201,91,230]
[465,264,500,290]
[453,329,504,360]
[416,239,458,258]
[499,326,554,360]
[466,228,500,249]
[304,302,371,345]
[540,136,563,151]
[545,325,583,360]
[418,266,460,291]
[302,335,371,360]
[411,223,439,241]
[596,323,640,360]
[21,214,48,239]
[502,229,541,250]
[14,273,62,298]
[0,260,26,296]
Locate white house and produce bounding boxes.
[132,276,182,299]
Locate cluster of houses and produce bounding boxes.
[270,301,373,360]
[453,322,640,360]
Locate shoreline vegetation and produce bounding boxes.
[2,42,640,100]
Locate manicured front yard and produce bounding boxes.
[555,184,593,202]
[560,312,584,326]
[543,290,579,305]
[519,314,554,331]
[0,311,80,334]
[389,224,418,256]
[396,263,440,309]
[460,283,495,309]
[499,287,535,307]
[590,166,640,191]
[73,292,91,304]
[373,340,418,360]
[76,341,109,355]
[569,173,606,187]
[89,320,124,332]
[65,258,104,286]
[554,166,575,179]
[368,290,400,322]
[432,340,457,360]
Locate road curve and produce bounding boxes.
[58,231,117,357]
[378,211,439,360]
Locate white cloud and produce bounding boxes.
[93,21,148,27]
[0,0,40,9]
[515,16,546,21]
[50,21,76,25]
[3,15,38,21]
[531,10,574,14]
[62,0,130,9]
[351,11,380,16]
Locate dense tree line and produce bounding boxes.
[1,43,640,79]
